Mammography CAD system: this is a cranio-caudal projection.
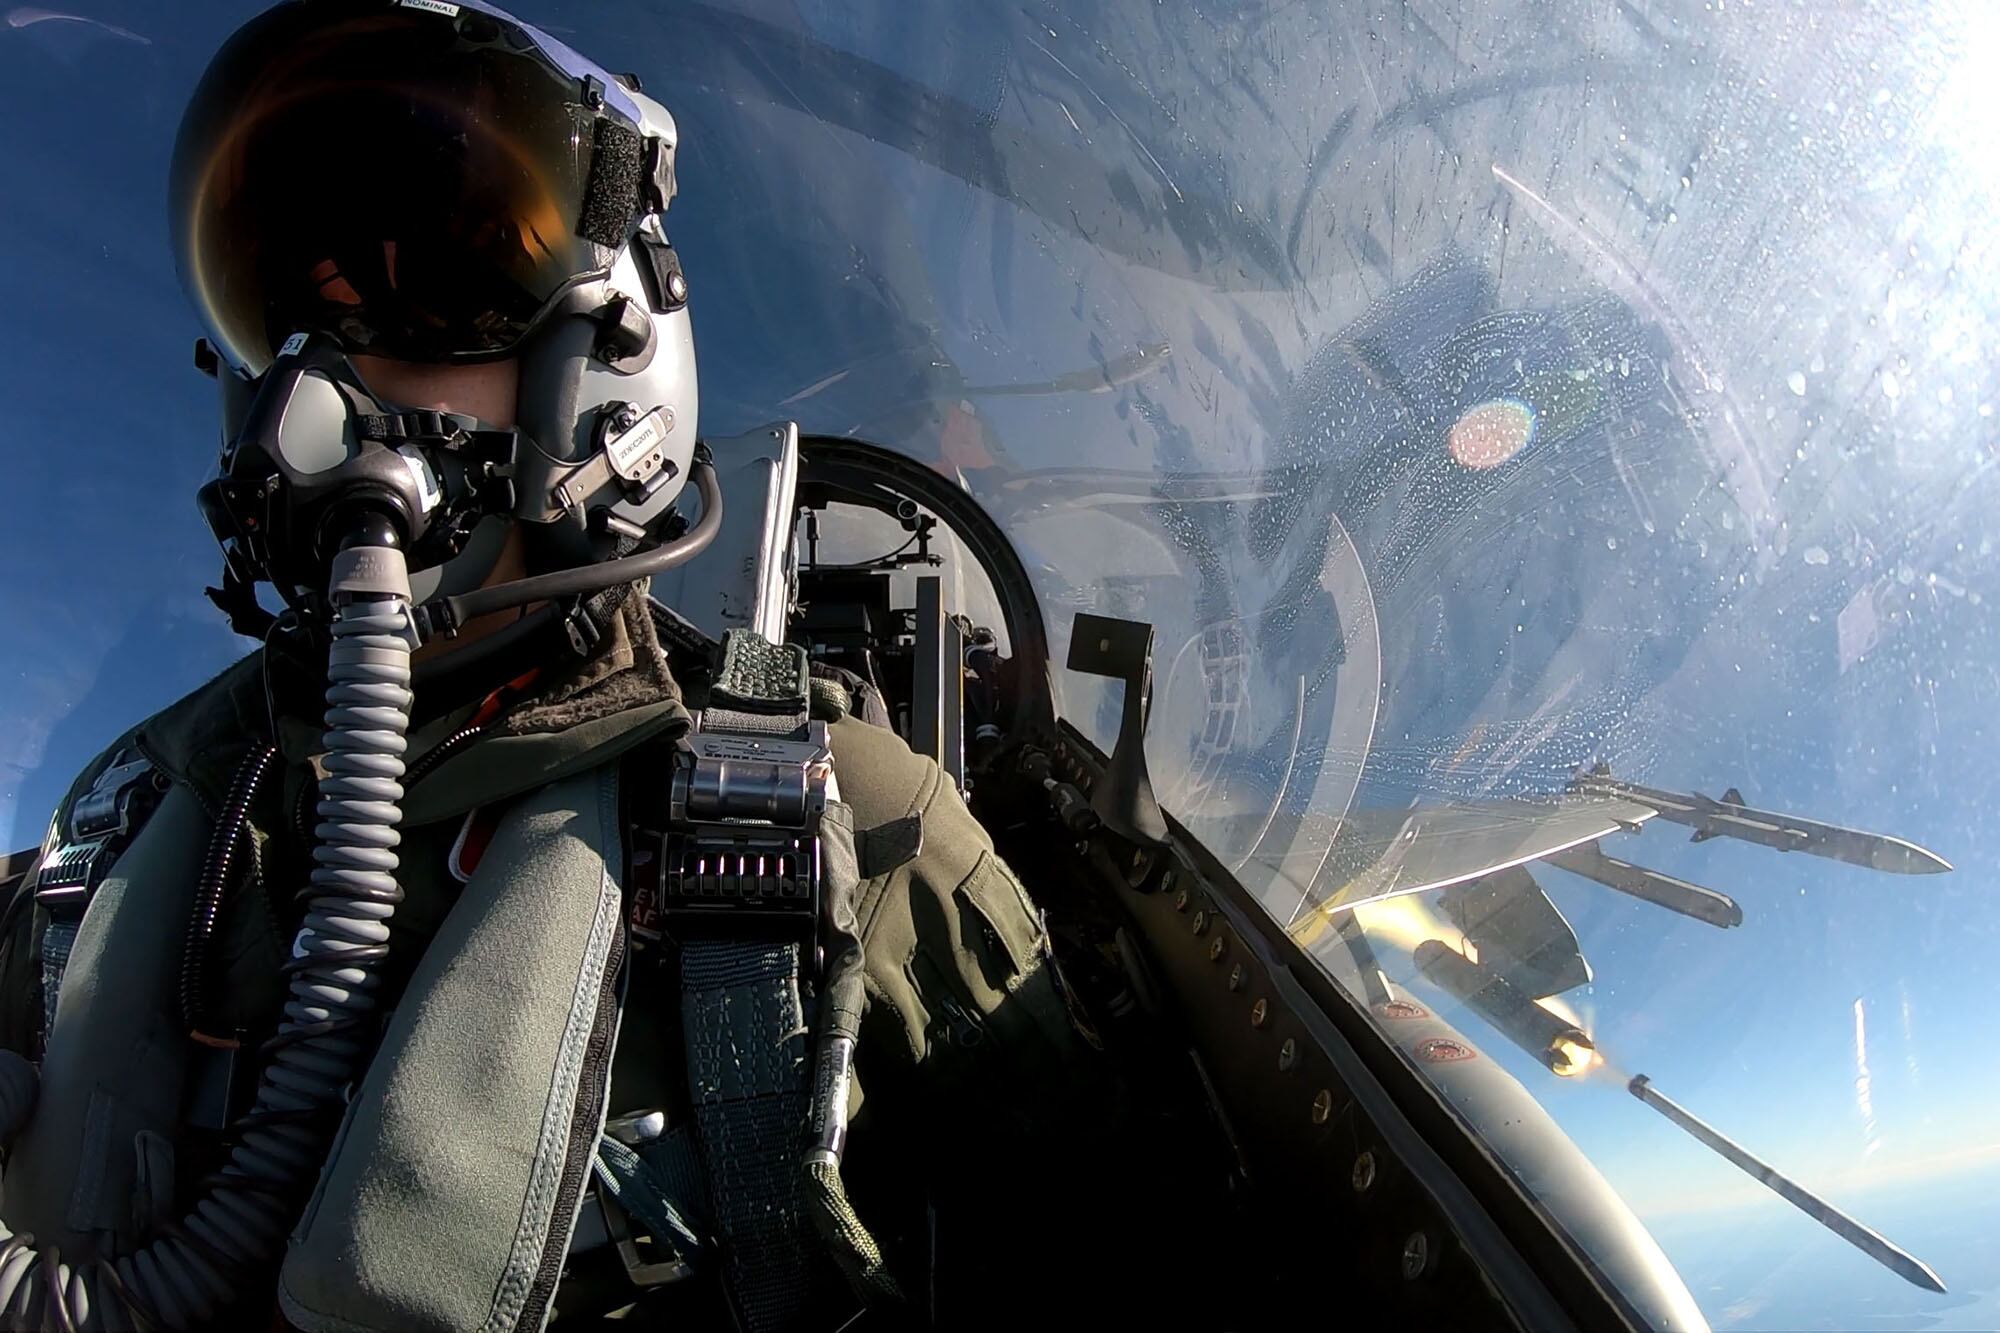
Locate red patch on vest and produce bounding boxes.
[448,806,503,883]
[473,668,542,726]
[441,669,541,884]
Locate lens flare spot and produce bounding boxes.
[1448,398,1536,469]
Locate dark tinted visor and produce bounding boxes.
[171,1,621,373]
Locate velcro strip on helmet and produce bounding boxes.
[579,118,645,247]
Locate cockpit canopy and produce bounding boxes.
[3,3,1995,1327]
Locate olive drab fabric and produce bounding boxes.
[0,584,1080,1320]
[827,713,1071,1075]
[280,767,631,1333]
[2,784,216,1256]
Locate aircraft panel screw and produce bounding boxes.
[1227,964,1245,992]
[1250,998,1268,1028]
[1352,1151,1376,1193]
[1208,937,1225,963]
[1192,910,1208,935]
[1278,1037,1298,1071]
[1402,1232,1431,1280]
[1311,1089,1334,1124]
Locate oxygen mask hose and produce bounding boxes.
[426,451,724,634]
[0,515,419,1331]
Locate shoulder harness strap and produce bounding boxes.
[607,631,898,1326]
[25,749,169,1058]
[661,631,834,1330]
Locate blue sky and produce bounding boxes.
[3,3,1994,1329]
[0,4,253,852]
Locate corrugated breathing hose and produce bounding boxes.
[0,528,416,1331]
[0,456,727,1327]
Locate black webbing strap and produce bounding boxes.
[680,940,815,1331]
[37,919,75,1043]
[678,630,821,1331]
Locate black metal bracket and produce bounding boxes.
[1067,612,1166,846]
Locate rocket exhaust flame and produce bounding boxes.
[1536,991,1588,1031]
[1413,939,1593,1077]
[1547,1035,1598,1078]
[1350,894,1465,953]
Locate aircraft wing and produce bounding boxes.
[1284,795,1657,943]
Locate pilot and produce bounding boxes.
[0,3,1083,1329]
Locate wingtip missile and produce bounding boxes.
[1628,1075,1948,1294]
[1575,773,1952,876]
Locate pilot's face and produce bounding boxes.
[347,355,531,657]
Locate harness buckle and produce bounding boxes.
[650,721,830,943]
[29,750,168,1056]
[32,754,166,910]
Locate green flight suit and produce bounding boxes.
[0,586,1079,1327]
